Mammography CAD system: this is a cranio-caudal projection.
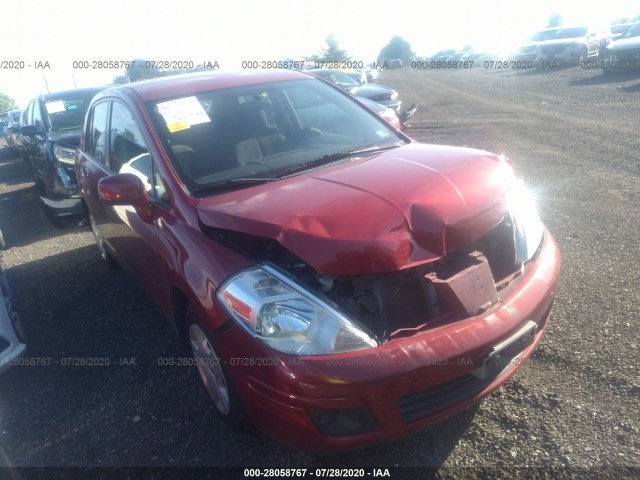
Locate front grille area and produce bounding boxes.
[397,369,503,423]
[397,309,550,424]
[542,45,566,54]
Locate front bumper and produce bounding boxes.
[536,47,581,64]
[219,229,561,451]
[604,49,640,69]
[38,195,84,218]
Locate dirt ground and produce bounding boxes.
[0,65,638,479]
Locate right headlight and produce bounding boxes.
[217,264,378,356]
[53,144,77,165]
[506,179,545,264]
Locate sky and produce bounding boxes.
[1,0,638,108]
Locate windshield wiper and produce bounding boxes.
[277,144,402,177]
[191,177,277,195]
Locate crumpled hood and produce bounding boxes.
[197,143,515,275]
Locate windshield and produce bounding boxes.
[554,27,588,39]
[611,24,631,35]
[531,27,589,41]
[620,23,640,39]
[146,78,405,194]
[308,69,359,88]
[530,31,554,41]
[45,92,98,132]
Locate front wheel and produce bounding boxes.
[186,305,250,429]
[579,47,589,64]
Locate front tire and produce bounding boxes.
[579,47,589,65]
[185,305,250,430]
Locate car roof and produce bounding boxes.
[41,86,109,101]
[111,70,313,102]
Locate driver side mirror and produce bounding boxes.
[98,173,150,208]
[20,125,45,136]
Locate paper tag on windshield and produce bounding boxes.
[157,96,210,133]
[45,101,66,114]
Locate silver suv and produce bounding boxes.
[534,25,611,65]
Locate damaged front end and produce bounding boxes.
[208,203,542,347]
[201,145,546,351]
[38,141,85,219]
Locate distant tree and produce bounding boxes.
[112,74,129,84]
[122,59,167,82]
[377,36,414,66]
[0,93,17,112]
[547,14,563,27]
[305,35,352,62]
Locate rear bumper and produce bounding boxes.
[221,230,561,451]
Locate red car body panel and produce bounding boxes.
[215,231,559,451]
[196,143,512,275]
[75,70,561,452]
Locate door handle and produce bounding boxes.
[80,167,89,178]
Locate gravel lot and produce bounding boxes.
[0,65,638,479]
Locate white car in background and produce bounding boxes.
[602,23,640,72]
[535,25,611,65]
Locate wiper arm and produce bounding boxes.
[191,177,277,195]
[277,144,402,177]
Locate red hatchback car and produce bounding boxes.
[76,70,560,451]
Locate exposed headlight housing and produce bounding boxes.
[506,179,544,264]
[53,145,77,165]
[217,264,378,355]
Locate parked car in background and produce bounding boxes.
[610,23,634,41]
[20,86,107,218]
[388,58,403,69]
[431,49,456,62]
[445,51,467,62]
[602,22,640,72]
[459,51,487,62]
[534,25,611,65]
[364,67,380,82]
[76,70,560,452]
[307,68,401,111]
[339,69,367,84]
[0,113,6,137]
[512,30,552,62]
[356,96,401,129]
[0,259,26,375]
[4,109,24,154]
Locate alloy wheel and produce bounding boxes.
[189,324,231,415]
